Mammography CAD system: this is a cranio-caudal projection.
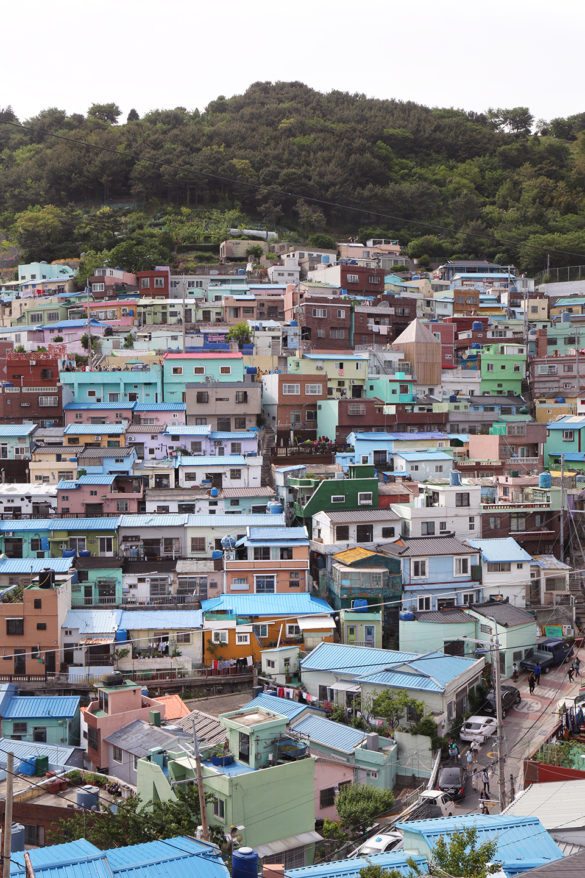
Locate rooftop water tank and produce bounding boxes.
[321,255,330,264]
[472,321,483,331]
[450,470,462,487]
[562,311,571,322]
[266,501,283,514]
[210,487,219,497]
[77,785,100,810]
[237,268,246,276]
[232,848,258,878]
[399,610,415,621]
[353,599,369,612]
[10,824,24,853]
[211,550,223,560]
[221,535,237,550]
[539,472,552,489]
[115,629,128,643]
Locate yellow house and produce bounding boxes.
[287,353,369,399]
[30,446,79,484]
[63,424,127,448]
[534,398,576,423]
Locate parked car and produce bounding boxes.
[437,764,466,801]
[349,831,403,858]
[484,685,521,718]
[520,638,573,674]
[459,715,498,743]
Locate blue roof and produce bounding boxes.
[187,513,285,528]
[178,454,248,466]
[393,450,453,461]
[49,518,121,531]
[65,402,135,410]
[56,480,78,489]
[466,537,532,563]
[162,425,211,435]
[134,402,186,410]
[548,451,585,461]
[64,609,123,634]
[0,558,71,574]
[42,318,108,328]
[246,526,308,542]
[286,852,428,878]
[0,736,75,768]
[2,695,79,719]
[64,424,126,434]
[397,814,563,873]
[119,610,202,630]
[202,594,334,617]
[352,431,450,441]
[77,474,117,485]
[0,519,52,531]
[303,353,368,361]
[0,424,36,436]
[119,514,187,528]
[209,431,257,440]
[292,714,368,752]
[242,693,309,721]
[547,416,585,430]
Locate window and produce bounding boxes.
[462,592,476,605]
[230,469,242,480]
[312,308,327,318]
[154,277,165,288]
[112,746,123,763]
[13,722,27,735]
[440,521,447,532]
[253,624,268,638]
[358,492,372,505]
[254,547,270,561]
[381,527,395,539]
[330,328,345,339]
[256,575,276,594]
[220,366,231,375]
[39,396,58,407]
[320,787,336,808]
[230,442,242,455]
[196,391,209,404]
[141,278,150,289]
[290,571,302,587]
[489,516,501,529]
[282,384,300,395]
[510,514,526,532]
[33,599,42,610]
[469,516,475,531]
[176,632,191,644]
[412,559,428,579]
[455,493,470,507]
[487,562,511,572]
[87,725,98,751]
[212,797,225,819]
[37,623,46,631]
[563,430,575,441]
[191,537,205,552]
[331,495,346,503]
[236,633,250,644]
[454,557,470,576]
[6,618,24,636]
[421,521,435,536]
[347,274,359,283]
[212,630,228,644]
[418,595,431,611]
[305,384,323,395]
[336,525,350,540]
[287,624,301,637]
[172,367,183,375]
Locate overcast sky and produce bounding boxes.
[5,0,584,124]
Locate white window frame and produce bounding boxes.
[563,430,574,441]
[305,384,323,395]
[412,558,428,579]
[357,492,372,505]
[212,630,228,644]
[417,595,431,611]
[454,556,470,577]
[312,308,327,318]
[331,495,346,503]
[282,384,300,395]
[236,633,250,644]
[286,624,301,637]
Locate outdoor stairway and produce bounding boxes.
[568,577,585,631]
[261,427,275,488]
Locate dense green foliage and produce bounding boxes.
[2,83,585,273]
[432,827,501,878]
[335,783,395,834]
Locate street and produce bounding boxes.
[453,661,581,815]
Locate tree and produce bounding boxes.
[127,108,140,123]
[123,333,135,349]
[308,232,336,250]
[335,784,394,835]
[226,322,252,349]
[88,103,122,125]
[432,827,501,878]
[246,244,264,262]
[370,689,426,729]
[81,334,99,351]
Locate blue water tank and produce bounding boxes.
[555,398,566,403]
[17,758,36,776]
[211,550,223,560]
[471,342,482,349]
[115,629,128,643]
[450,470,462,487]
[399,610,415,621]
[11,824,24,853]
[267,501,283,514]
[353,599,369,612]
[539,472,552,488]
[237,268,246,276]
[472,321,483,331]
[232,848,258,878]
[321,255,330,264]
[62,549,76,558]
[449,395,457,402]
[290,320,298,326]
[221,536,237,550]
[210,487,219,497]
[562,311,571,322]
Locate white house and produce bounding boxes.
[0,483,57,518]
[311,509,401,550]
[466,537,532,607]
[391,480,482,540]
[176,455,262,489]
[392,450,454,482]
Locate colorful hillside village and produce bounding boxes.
[0,248,584,876]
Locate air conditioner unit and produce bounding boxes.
[315,365,324,370]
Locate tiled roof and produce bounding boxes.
[2,695,79,719]
[0,736,75,769]
[164,352,242,359]
[393,450,453,461]
[64,402,135,410]
[466,537,532,562]
[469,600,537,627]
[154,694,191,720]
[77,475,117,485]
[202,594,333,617]
[333,547,377,564]
[383,536,478,557]
[292,714,368,752]
[172,709,227,745]
[127,424,164,433]
[322,510,400,523]
[414,609,473,624]
[161,425,211,435]
[78,447,135,458]
[221,487,275,497]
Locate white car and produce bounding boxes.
[459,715,498,743]
[349,831,403,858]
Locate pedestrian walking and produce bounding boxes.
[466,750,473,772]
[574,657,581,677]
[534,663,541,686]
[471,769,479,791]
[568,665,575,683]
[512,662,518,681]
[528,672,536,694]
[471,739,480,762]
[482,768,490,795]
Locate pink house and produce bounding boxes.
[39,319,108,355]
[313,757,355,820]
[85,678,166,772]
[132,402,186,426]
[57,473,144,516]
[64,402,135,426]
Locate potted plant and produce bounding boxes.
[210,748,234,767]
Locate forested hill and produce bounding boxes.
[2,81,585,274]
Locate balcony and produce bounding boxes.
[482,501,551,512]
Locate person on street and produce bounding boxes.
[471,769,479,791]
[534,663,541,685]
[471,739,480,762]
[482,768,490,795]
[568,665,575,683]
[529,672,536,694]
[574,657,581,677]
[512,662,518,681]
[466,749,473,772]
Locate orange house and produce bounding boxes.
[224,526,310,595]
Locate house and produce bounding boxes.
[382,535,481,612]
[262,373,328,442]
[162,353,244,402]
[162,426,259,458]
[306,263,386,295]
[38,318,109,354]
[137,706,320,868]
[145,485,274,516]
[60,366,163,404]
[397,813,563,875]
[391,476,482,540]
[390,319,442,388]
[300,642,484,735]
[136,266,171,298]
[118,514,187,560]
[116,608,203,673]
[290,465,379,534]
[467,421,546,473]
[0,693,80,745]
[339,608,383,648]
[294,296,353,351]
[466,537,533,607]
[545,414,585,469]
[226,526,311,594]
[62,608,122,669]
[77,446,138,476]
[312,508,401,550]
[0,557,72,589]
[530,554,572,610]
[56,473,144,516]
[176,454,261,489]
[0,424,37,459]
[185,512,285,559]
[399,608,478,659]
[324,547,402,617]
[480,342,526,395]
[64,401,136,425]
[347,431,455,469]
[29,445,77,485]
[71,557,123,608]
[260,647,303,686]
[467,599,538,677]
[85,677,167,772]
[90,266,137,297]
[391,449,454,481]
[184,377,261,431]
[0,350,63,426]
[64,423,126,448]
[104,718,189,786]
[0,482,57,518]
[286,353,369,400]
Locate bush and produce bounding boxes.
[336,784,395,835]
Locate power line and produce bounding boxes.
[2,119,585,264]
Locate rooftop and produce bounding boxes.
[119,609,203,630]
[2,695,80,720]
[164,352,242,359]
[292,714,369,753]
[470,599,537,627]
[466,537,532,563]
[242,693,309,722]
[285,852,428,878]
[382,536,478,557]
[64,424,126,435]
[202,593,333,617]
[104,719,187,756]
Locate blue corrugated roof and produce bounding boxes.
[187,513,285,528]
[64,402,135,410]
[360,669,444,692]
[286,852,428,878]
[466,537,532,563]
[56,480,78,489]
[134,402,186,410]
[120,610,202,630]
[178,454,248,465]
[548,451,585,461]
[352,431,449,441]
[393,450,453,461]
[3,695,79,719]
[64,424,126,434]
[209,431,257,440]
[292,715,368,752]
[0,424,36,436]
[50,518,121,531]
[42,318,108,329]
[0,558,71,574]
[242,693,309,721]
[64,609,122,634]
[0,519,52,531]
[119,514,187,528]
[76,475,117,485]
[0,736,75,767]
[397,814,563,871]
[162,425,211,435]
[247,526,308,542]
[547,416,585,429]
[202,594,333,616]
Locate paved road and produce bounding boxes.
[452,663,582,815]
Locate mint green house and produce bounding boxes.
[399,609,478,658]
[0,691,80,746]
[0,425,38,459]
[71,561,123,607]
[138,707,318,867]
[545,415,585,469]
[480,343,526,396]
[60,367,163,404]
[365,373,415,404]
[339,608,383,648]
[289,464,378,534]
[162,352,244,402]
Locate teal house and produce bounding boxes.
[162,352,244,402]
[0,424,38,459]
[545,415,585,469]
[71,559,123,607]
[365,374,415,403]
[60,366,163,404]
[0,689,80,745]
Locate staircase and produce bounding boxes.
[569,576,585,631]
[260,427,275,489]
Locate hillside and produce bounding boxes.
[2,82,585,274]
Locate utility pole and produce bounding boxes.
[561,453,565,563]
[85,282,92,372]
[182,284,186,354]
[192,720,209,842]
[491,630,506,811]
[3,751,14,878]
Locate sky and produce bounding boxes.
[4,0,584,124]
